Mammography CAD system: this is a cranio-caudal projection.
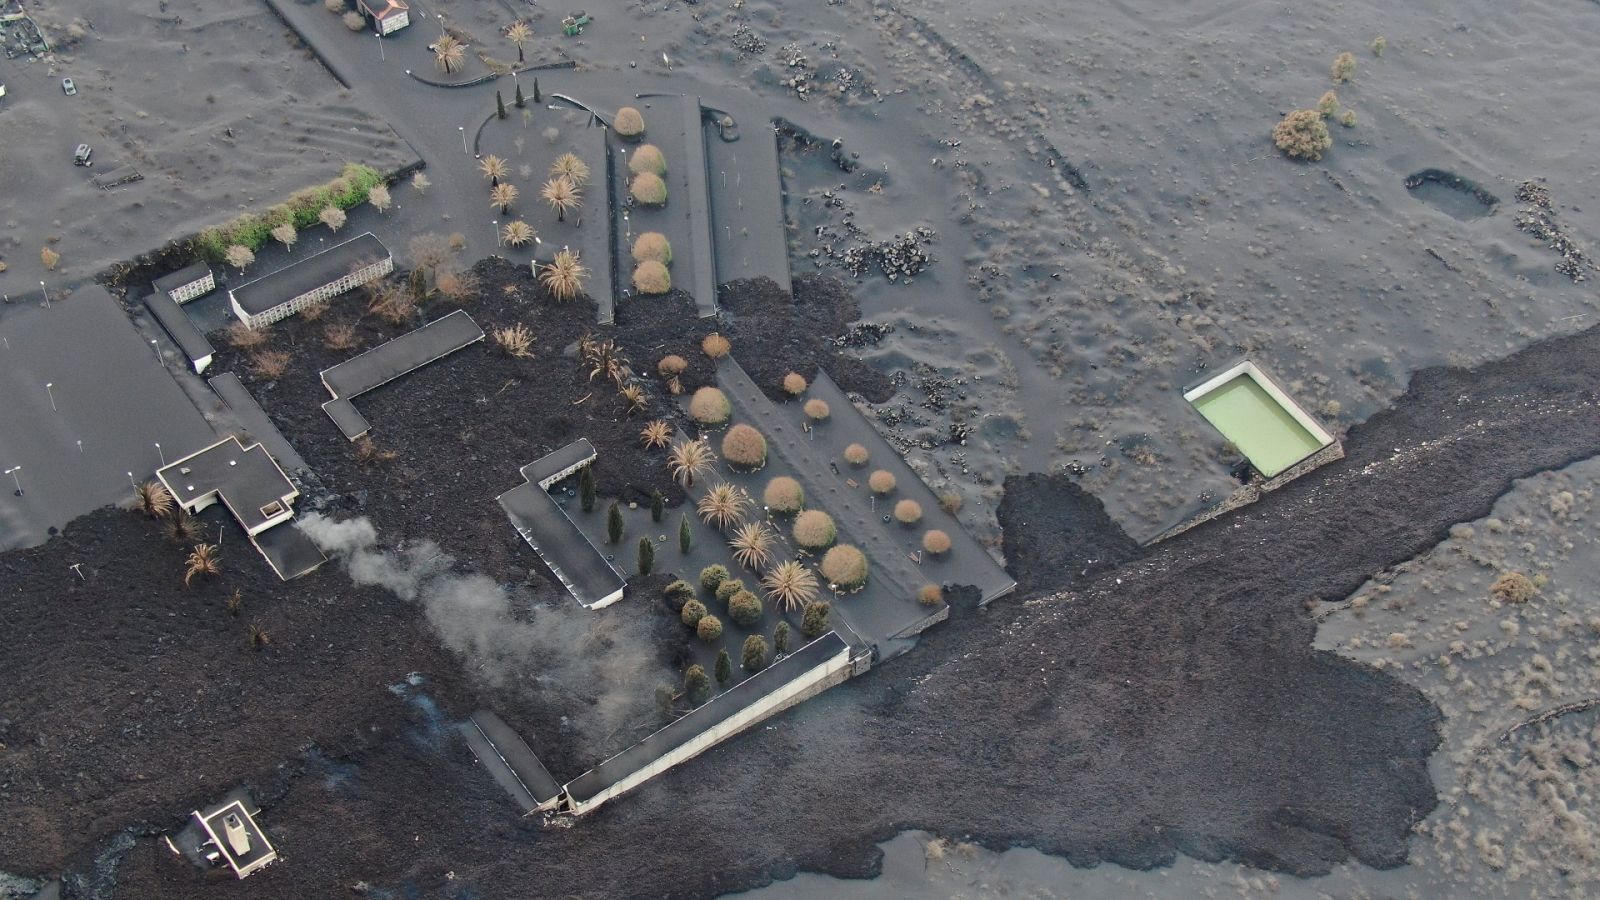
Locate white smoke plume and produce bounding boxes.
[298,513,670,750]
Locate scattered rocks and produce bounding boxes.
[1514,180,1592,282]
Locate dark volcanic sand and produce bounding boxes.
[35,312,1598,898]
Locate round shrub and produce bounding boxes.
[918,584,943,606]
[681,599,708,627]
[763,476,804,514]
[742,634,769,671]
[633,260,671,295]
[613,106,645,139]
[820,544,868,590]
[628,143,667,176]
[792,510,837,551]
[689,386,731,425]
[803,398,830,421]
[922,530,952,555]
[868,470,896,494]
[893,499,923,525]
[664,579,696,610]
[697,614,723,642]
[782,372,808,396]
[699,564,730,593]
[722,424,767,469]
[1272,109,1332,162]
[728,590,762,627]
[842,443,869,466]
[801,600,830,638]
[630,172,667,206]
[702,333,731,359]
[1491,572,1537,604]
[715,578,747,605]
[658,354,688,376]
[632,232,672,265]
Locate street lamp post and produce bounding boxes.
[460,126,467,154]
[493,219,500,248]
[5,466,21,496]
[45,382,55,411]
[150,339,161,361]
[377,30,384,61]
[155,442,164,466]
[40,281,49,308]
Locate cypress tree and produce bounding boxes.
[579,465,595,512]
[637,536,654,575]
[496,90,507,120]
[515,83,526,108]
[684,664,710,705]
[801,601,831,638]
[714,649,732,685]
[607,501,623,545]
[532,77,541,103]
[650,489,664,522]
[773,621,790,655]
[678,513,692,554]
[742,635,769,672]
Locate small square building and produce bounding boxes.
[167,791,278,880]
[229,232,392,329]
[157,435,297,536]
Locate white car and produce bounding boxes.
[61,78,77,95]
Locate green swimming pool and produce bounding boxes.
[1190,372,1327,478]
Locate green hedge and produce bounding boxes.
[194,163,386,261]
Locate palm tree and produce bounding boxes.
[540,176,582,222]
[506,21,532,61]
[489,182,518,213]
[579,335,631,387]
[539,250,587,301]
[697,482,750,531]
[619,383,647,416]
[730,522,776,571]
[762,560,820,612]
[668,438,716,488]
[500,220,535,247]
[550,152,590,186]
[640,419,672,449]
[434,34,465,73]
[184,543,220,587]
[135,481,174,519]
[478,154,508,184]
[167,507,197,543]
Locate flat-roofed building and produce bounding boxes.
[357,0,410,34]
[157,435,298,536]
[167,791,278,880]
[498,440,626,610]
[153,261,216,304]
[229,232,391,329]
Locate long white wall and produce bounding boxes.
[567,642,854,814]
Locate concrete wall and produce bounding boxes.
[565,642,855,814]
[1149,440,1345,544]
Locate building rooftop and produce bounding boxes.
[319,309,485,441]
[156,436,297,535]
[144,289,215,373]
[168,790,277,880]
[152,261,213,296]
[230,232,389,316]
[565,632,848,804]
[462,710,562,812]
[499,443,625,610]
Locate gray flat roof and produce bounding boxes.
[499,479,625,609]
[144,289,215,368]
[467,710,562,808]
[320,309,485,441]
[230,232,389,315]
[565,631,847,804]
[157,436,295,534]
[153,261,213,295]
[521,438,596,486]
[208,373,309,475]
[253,520,327,581]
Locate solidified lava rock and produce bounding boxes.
[719,274,894,404]
[997,472,1144,594]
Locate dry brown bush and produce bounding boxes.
[1272,109,1332,161]
[893,499,923,524]
[804,398,830,421]
[843,443,869,466]
[323,322,360,351]
[702,333,732,359]
[763,476,804,514]
[919,583,943,606]
[613,106,646,139]
[792,509,836,551]
[782,372,807,396]
[632,260,671,295]
[722,424,768,469]
[820,544,868,589]
[248,349,291,380]
[689,386,731,424]
[493,323,535,358]
[922,529,952,555]
[226,322,268,350]
[868,469,896,494]
[658,354,688,376]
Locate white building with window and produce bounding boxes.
[228,232,392,329]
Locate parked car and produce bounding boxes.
[61,77,76,95]
[73,143,92,167]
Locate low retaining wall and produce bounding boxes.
[1149,441,1345,544]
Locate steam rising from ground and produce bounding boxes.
[299,513,669,749]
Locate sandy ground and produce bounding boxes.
[683,0,1600,542]
[0,0,412,290]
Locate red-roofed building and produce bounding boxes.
[357,0,409,34]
